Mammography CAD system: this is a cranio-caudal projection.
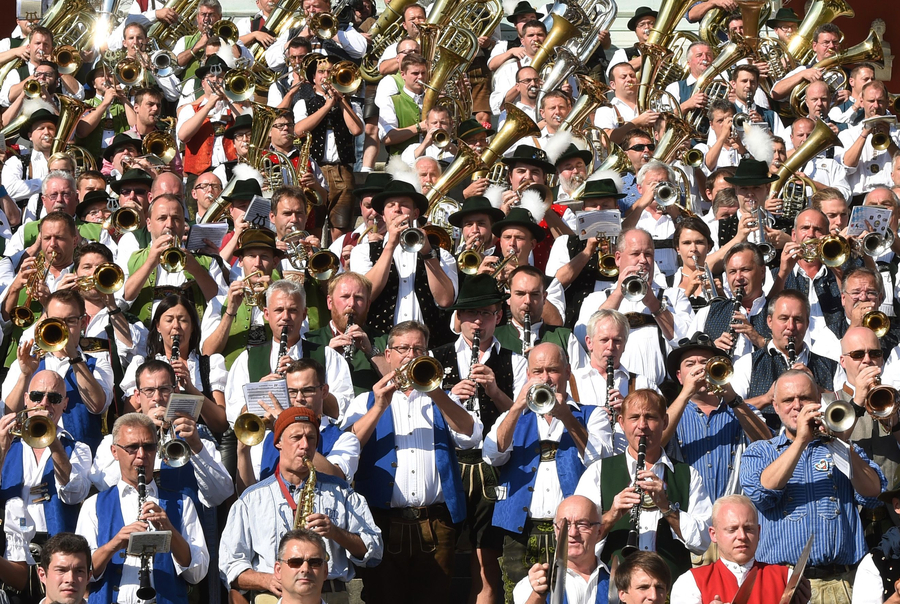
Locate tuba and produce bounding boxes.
[530,3,586,73]
[652,113,698,165]
[471,103,541,179]
[361,0,420,82]
[636,0,697,111]
[685,38,754,131]
[557,74,612,133]
[768,119,840,219]
[426,141,489,203]
[51,95,88,156]
[421,26,477,117]
[786,0,855,66]
[147,0,202,50]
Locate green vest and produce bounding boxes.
[387,86,422,156]
[599,454,693,578]
[304,325,383,396]
[494,323,572,356]
[303,279,330,333]
[126,247,213,324]
[180,31,204,81]
[246,338,326,381]
[74,95,129,159]
[77,221,103,242]
[220,268,281,370]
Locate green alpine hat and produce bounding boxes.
[766,7,802,28]
[723,158,779,186]
[579,178,626,200]
[109,168,153,194]
[223,178,264,201]
[448,273,509,310]
[354,172,393,200]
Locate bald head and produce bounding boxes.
[526,342,570,396]
[556,495,599,524]
[528,342,567,369]
[27,370,68,424]
[150,172,185,201]
[841,326,880,353]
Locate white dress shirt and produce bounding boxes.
[89,433,233,507]
[595,96,638,131]
[264,24,367,71]
[1,150,46,206]
[574,284,695,385]
[76,480,209,604]
[1,63,85,107]
[851,552,888,604]
[730,340,846,399]
[800,154,852,200]
[635,210,677,276]
[225,338,354,426]
[118,251,228,316]
[377,85,423,141]
[575,448,713,555]
[120,350,228,399]
[505,317,590,371]
[3,432,92,562]
[342,389,483,508]
[545,234,617,293]
[837,122,900,195]
[490,55,534,116]
[348,234,459,325]
[513,557,609,604]
[670,556,757,604]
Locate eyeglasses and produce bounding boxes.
[119,187,149,196]
[272,122,293,130]
[194,183,223,191]
[279,556,326,569]
[288,386,323,399]
[34,71,56,78]
[460,309,499,320]
[554,520,601,532]
[845,289,880,300]
[53,315,85,328]
[843,349,884,360]
[28,390,64,405]
[85,208,110,218]
[46,191,75,199]
[389,345,427,355]
[139,386,176,397]
[234,132,252,140]
[628,143,656,152]
[517,77,541,84]
[115,442,158,455]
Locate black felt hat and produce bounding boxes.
[506,1,544,23]
[223,178,264,201]
[354,172,393,199]
[491,207,546,241]
[448,196,506,227]
[723,158,779,186]
[223,114,253,140]
[22,108,58,137]
[370,181,429,215]
[75,190,112,219]
[665,332,727,381]
[195,54,229,80]
[448,273,510,310]
[627,6,658,31]
[579,178,627,200]
[458,118,495,140]
[501,145,556,174]
[103,132,141,162]
[766,7,802,28]
[555,144,593,168]
[109,168,153,194]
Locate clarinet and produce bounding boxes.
[136,466,156,600]
[605,356,617,427]
[467,329,481,413]
[727,287,744,357]
[622,435,647,557]
[523,312,532,351]
[277,327,289,377]
[787,335,797,366]
[171,334,182,390]
[344,313,355,363]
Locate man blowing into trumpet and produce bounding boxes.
[0,370,92,596]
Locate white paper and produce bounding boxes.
[242,380,290,416]
[127,531,172,556]
[824,437,852,479]
[577,210,622,240]
[244,195,273,230]
[186,223,229,251]
[848,206,891,238]
[163,394,204,422]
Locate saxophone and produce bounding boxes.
[295,132,324,208]
[292,458,317,528]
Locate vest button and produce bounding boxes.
[531,467,536,472]
[518,526,524,531]
[388,482,394,487]
[534,447,540,454]
[391,462,398,468]
[528,487,534,492]
[522,507,528,512]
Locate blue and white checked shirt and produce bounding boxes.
[739,434,886,566]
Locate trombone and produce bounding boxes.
[393,356,444,392]
[11,409,56,448]
[76,263,125,294]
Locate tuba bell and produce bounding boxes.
[526,383,558,415]
[234,412,267,446]
[768,119,841,219]
[393,356,444,392]
[51,95,88,156]
[786,0,855,65]
[12,409,56,449]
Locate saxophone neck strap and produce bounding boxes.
[275,468,299,513]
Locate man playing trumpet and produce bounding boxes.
[0,370,92,597]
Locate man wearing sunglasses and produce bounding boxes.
[273,529,330,604]
[0,370,92,599]
[614,129,656,213]
[76,412,209,604]
[513,495,607,604]
[222,408,381,604]
[3,289,113,454]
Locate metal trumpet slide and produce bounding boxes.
[525,383,557,415]
[11,409,56,448]
[393,356,444,392]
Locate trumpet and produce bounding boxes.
[11,409,56,448]
[799,235,850,267]
[104,205,142,235]
[159,422,191,468]
[490,251,519,282]
[856,229,894,258]
[692,254,721,301]
[393,356,444,392]
[865,375,897,419]
[432,128,452,149]
[457,240,483,275]
[705,355,733,395]
[13,250,56,328]
[597,235,618,278]
[23,79,44,99]
[622,267,649,302]
[750,205,776,264]
[234,412,266,446]
[33,318,69,356]
[399,225,426,253]
[160,229,186,273]
[525,383,557,415]
[862,310,891,338]
[818,399,858,439]
[76,263,125,295]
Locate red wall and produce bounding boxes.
[825,9,897,91]
[1,2,14,39]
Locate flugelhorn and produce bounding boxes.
[13,250,56,328]
[160,229,186,273]
[76,263,124,295]
[525,383,557,415]
[866,377,897,419]
[393,356,444,392]
[862,310,890,338]
[235,412,266,446]
[11,409,56,448]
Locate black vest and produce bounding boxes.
[367,241,454,347]
[563,236,606,329]
[871,547,900,602]
[782,270,845,337]
[718,215,739,249]
[430,342,515,440]
[305,93,355,166]
[747,347,838,398]
[703,297,771,344]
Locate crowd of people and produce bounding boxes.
[0,0,899,603]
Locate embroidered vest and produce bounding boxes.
[37,356,102,453]
[305,93,355,165]
[354,392,465,522]
[366,241,454,347]
[599,453,693,578]
[871,547,900,601]
[551,572,610,604]
[492,407,593,533]
[0,436,79,534]
[746,347,838,398]
[180,31,204,81]
[126,247,213,324]
[90,486,187,604]
[718,215,739,249]
[430,342,514,440]
[259,422,343,480]
[703,298,770,344]
[75,95,129,159]
[692,560,788,604]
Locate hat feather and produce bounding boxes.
[22,98,57,117]
[743,124,774,166]
[543,131,573,165]
[503,0,521,15]
[232,163,264,187]
[586,168,624,194]
[214,46,237,69]
[485,184,506,209]
[386,156,422,193]
[518,189,547,223]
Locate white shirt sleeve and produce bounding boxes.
[336,26,367,59]
[670,567,703,604]
[851,554,885,604]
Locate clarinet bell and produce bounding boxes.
[136,570,156,601]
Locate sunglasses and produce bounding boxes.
[628,143,656,152]
[115,442,158,455]
[843,349,884,360]
[279,557,325,569]
[29,391,63,405]
[119,187,148,196]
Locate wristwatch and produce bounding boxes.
[727,395,744,409]
[423,248,440,260]
[69,356,85,365]
[660,502,680,518]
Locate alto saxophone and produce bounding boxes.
[292,458,317,529]
[295,133,324,207]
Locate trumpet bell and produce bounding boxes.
[822,399,857,433]
[308,250,340,281]
[12,306,36,328]
[23,79,44,99]
[161,246,186,273]
[526,383,557,415]
[310,12,338,39]
[422,224,453,252]
[432,128,451,149]
[705,355,733,386]
[400,227,426,253]
[54,45,83,76]
[35,318,69,353]
[820,234,850,267]
[622,274,648,302]
[862,311,891,338]
[861,230,894,258]
[13,411,56,449]
[394,356,444,392]
[96,263,125,294]
[873,131,891,151]
[458,249,483,275]
[598,254,618,278]
[112,206,141,234]
[235,412,267,446]
[161,436,191,468]
[115,57,143,86]
[329,61,361,94]
[866,383,897,419]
